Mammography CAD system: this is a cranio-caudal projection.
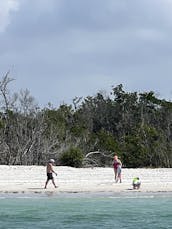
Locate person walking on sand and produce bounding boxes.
[113,155,122,183]
[44,159,57,189]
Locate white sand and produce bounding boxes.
[0,166,171,194]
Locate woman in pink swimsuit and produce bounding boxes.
[113,155,122,183]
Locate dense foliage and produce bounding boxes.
[0,74,171,167]
[59,147,83,168]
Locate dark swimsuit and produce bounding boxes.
[113,161,118,170]
[47,173,53,180]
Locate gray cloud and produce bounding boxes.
[1,0,172,106]
[0,0,19,32]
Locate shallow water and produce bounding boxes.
[0,193,171,229]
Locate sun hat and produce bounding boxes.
[49,159,55,163]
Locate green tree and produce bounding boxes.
[59,147,83,167]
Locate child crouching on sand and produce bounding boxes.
[132,177,141,189]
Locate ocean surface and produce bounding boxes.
[0,192,171,229]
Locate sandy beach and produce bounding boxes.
[0,166,171,195]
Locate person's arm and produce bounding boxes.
[50,164,57,175]
[118,159,122,167]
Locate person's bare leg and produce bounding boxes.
[137,184,141,189]
[52,178,57,188]
[133,185,136,189]
[44,179,49,189]
[114,169,117,180]
[116,173,119,183]
[119,173,122,183]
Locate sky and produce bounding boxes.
[1,0,172,107]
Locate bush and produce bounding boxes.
[60,147,83,167]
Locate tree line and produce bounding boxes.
[0,73,171,167]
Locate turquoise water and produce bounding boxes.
[0,193,171,229]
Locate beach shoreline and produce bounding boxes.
[0,166,171,196]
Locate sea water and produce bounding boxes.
[0,193,171,229]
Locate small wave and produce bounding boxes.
[108,195,155,199]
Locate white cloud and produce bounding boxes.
[0,0,19,33]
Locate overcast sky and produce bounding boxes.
[1,0,172,107]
